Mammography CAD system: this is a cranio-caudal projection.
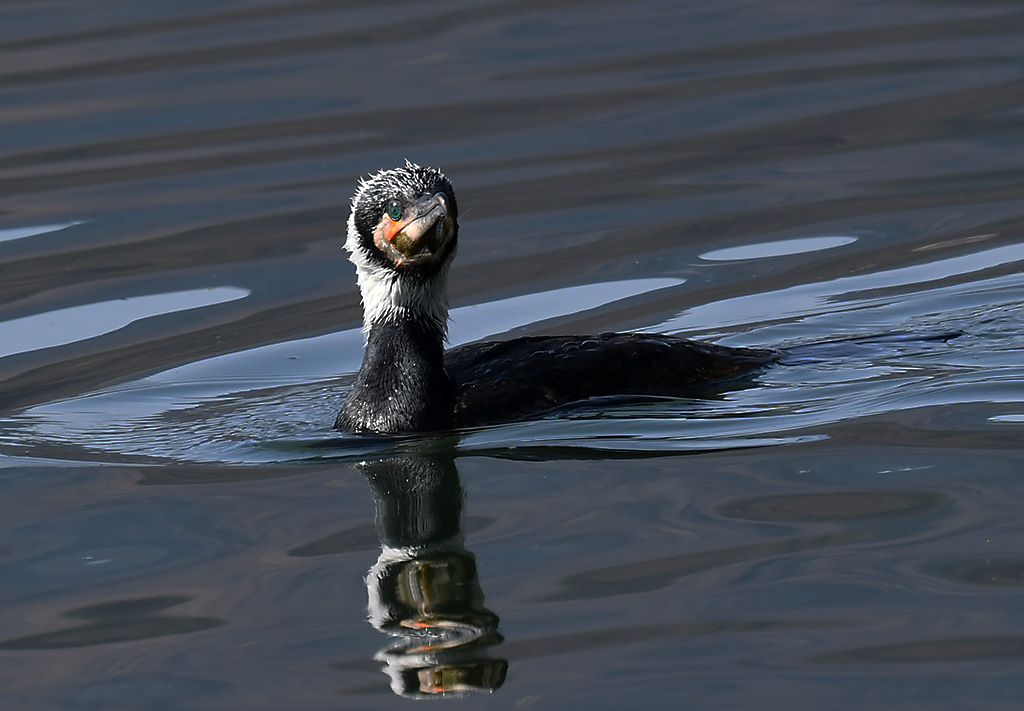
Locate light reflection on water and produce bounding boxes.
[0,286,249,359]
[658,241,1024,337]
[0,221,83,245]
[699,235,858,261]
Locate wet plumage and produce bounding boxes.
[336,162,776,434]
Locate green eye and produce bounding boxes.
[386,200,402,221]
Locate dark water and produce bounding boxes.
[2,0,1024,707]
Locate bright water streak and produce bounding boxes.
[0,288,250,359]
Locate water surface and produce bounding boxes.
[2,0,1024,708]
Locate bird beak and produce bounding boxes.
[374,192,454,266]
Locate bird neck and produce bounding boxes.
[337,285,453,434]
[352,257,451,339]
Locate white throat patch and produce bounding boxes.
[345,209,451,339]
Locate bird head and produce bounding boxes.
[346,162,459,335]
[347,160,458,273]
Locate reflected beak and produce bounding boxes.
[374,192,454,267]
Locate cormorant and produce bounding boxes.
[335,161,775,434]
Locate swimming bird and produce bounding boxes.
[335,161,776,434]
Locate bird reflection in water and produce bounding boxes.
[358,448,507,697]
